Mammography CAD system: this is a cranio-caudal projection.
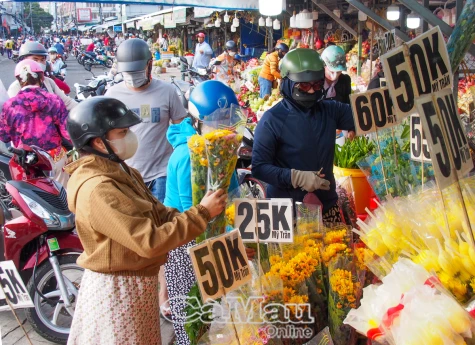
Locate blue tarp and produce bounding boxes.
[239,20,282,56]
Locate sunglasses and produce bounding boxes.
[296,80,324,92]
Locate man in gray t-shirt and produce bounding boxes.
[106,38,186,202]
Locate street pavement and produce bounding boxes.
[0,53,180,344]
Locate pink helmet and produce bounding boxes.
[14,59,43,78]
[197,32,205,38]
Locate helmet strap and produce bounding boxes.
[82,138,123,163]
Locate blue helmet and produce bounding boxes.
[188,80,238,120]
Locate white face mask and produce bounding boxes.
[106,130,139,161]
[122,70,148,88]
[229,52,236,57]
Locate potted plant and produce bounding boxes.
[334,136,375,214]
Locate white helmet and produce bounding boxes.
[54,38,60,43]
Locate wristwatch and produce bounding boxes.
[196,204,211,222]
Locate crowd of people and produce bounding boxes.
[0,31,357,344]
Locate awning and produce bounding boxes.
[11,0,258,11]
[95,20,122,30]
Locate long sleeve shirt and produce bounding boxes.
[259,51,281,81]
[252,99,355,213]
[192,42,213,69]
[0,87,70,151]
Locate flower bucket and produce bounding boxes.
[334,166,373,215]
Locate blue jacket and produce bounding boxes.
[164,118,238,212]
[54,43,64,55]
[251,79,355,213]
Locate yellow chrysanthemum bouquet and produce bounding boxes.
[191,105,246,242]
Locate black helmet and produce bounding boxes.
[116,38,152,73]
[225,40,237,52]
[67,97,141,160]
[19,41,48,60]
[275,43,289,53]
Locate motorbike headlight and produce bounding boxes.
[89,80,99,88]
[19,192,59,227]
[197,68,207,76]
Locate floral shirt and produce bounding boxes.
[0,87,70,151]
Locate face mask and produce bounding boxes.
[106,130,138,161]
[49,54,57,60]
[291,87,325,109]
[38,62,46,72]
[229,52,236,57]
[325,69,341,81]
[122,70,148,88]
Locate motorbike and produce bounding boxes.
[83,49,113,71]
[71,46,80,58]
[74,73,118,101]
[0,145,83,344]
[172,57,221,110]
[236,127,267,199]
[12,50,19,63]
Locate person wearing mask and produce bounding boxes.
[65,97,227,344]
[48,47,67,80]
[258,43,289,99]
[5,38,14,59]
[252,49,356,222]
[321,45,351,104]
[164,81,241,344]
[214,40,240,83]
[0,60,71,186]
[105,39,187,313]
[192,33,213,69]
[8,42,76,110]
[53,38,65,58]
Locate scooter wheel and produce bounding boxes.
[243,177,267,199]
[105,59,113,68]
[25,254,83,344]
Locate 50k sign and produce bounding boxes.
[416,89,473,189]
[381,26,452,119]
[189,230,251,302]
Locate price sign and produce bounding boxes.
[350,87,398,135]
[234,199,293,243]
[382,26,452,120]
[376,30,396,55]
[416,89,473,190]
[189,230,251,302]
[0,261,33,311]
[410,114,431,162]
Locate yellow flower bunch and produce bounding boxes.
[225,204,235,227]
[330,268,359,309]
[267,250,320,288]
[188,134,205,155]
[322,243,348,264]
[324,229,348,245]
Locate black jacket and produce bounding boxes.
[325,74,352,104]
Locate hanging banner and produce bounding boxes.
[416,89,473,190]
[164,13,176,28]
[234,199,293,243]
[173,8,187,24]
[194,8,216,18]
[77,8,92,22]
[188,230,251,302]
[0,261,34,311]
[350,87,398,135]
[410,114,431,162]
[376,30,396,55]
[381,26,453,120]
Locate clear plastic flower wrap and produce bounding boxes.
[188,134,208,207]
[198,105,246,242]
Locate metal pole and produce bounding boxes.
[29,2,33,35]
[357,20,362,76]
[268,27,273,52]
[422,0,429,32]
[314,1,357,39]
[54,2,58,34]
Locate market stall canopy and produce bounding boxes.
[10,0,258,11]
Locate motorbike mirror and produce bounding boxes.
[62,64,67,68]
[213,60,222,66]
[180,56,188,65]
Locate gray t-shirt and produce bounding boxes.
[106,79,187,182]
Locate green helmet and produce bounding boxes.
[280,48,325,83]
